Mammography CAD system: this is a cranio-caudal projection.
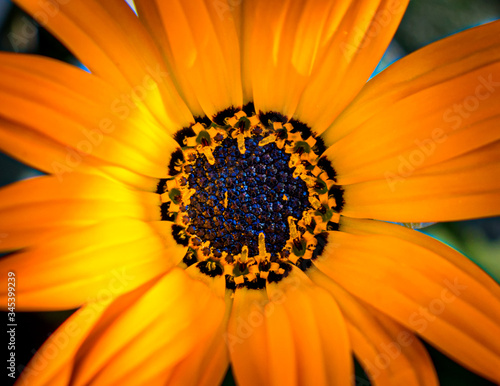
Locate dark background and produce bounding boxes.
[1,0,500,385]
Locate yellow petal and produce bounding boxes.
[0,119,160,191]
[0,173,160,251]
[0,218,178,310]
[166,268,231,386]
[17,301,112,386]
[70,269,226,385]
[265,294,298,386]
[13,0,193,128]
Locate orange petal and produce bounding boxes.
[13,0,193,128]
[270,268,351,385]
[309,266,438,386]
[227,287,270,386]
[239,0,351,118]
[0,53,180,179]
[320,21,500,221]
[17,301,113,386]
[339,216,500,296]
[323,19,500,147]
[294,0,408,133]
[0,218,181,310]
[341,141,500,222]
[0,119,160,191]
[69,268,226,385]
[135,0,243,118]
[314,229,500,382]
[165,266,230,386]
[228,267,351,386]
[264,293,298,386]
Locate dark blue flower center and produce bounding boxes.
[186,136,309,256]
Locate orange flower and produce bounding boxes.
[0,1,499,385]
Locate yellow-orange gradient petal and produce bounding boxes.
[165,266,230,386]
[309,266,438,386]
[238,0,349,118]
[342,140,500,222]
[0,173,160,251]
[322,19,500,147]
[229,268,351,386]
[69,269,226,386]
[227,287,270,386]
[17,301,113,386]
[339,217,500,298]
[293,0,408,134]
[0,119,161,191]
[0,218,184,310]
[314,229,500,383]
[13,0,193,128]
[135,0,243,119]
[0,53,181,180]
[320,20,500,221]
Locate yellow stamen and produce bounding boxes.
[237,133,246,154]
[288,217,298,239]
[201,147,215,165]
[192,122,205,134]
[239,245,249,263]
[308,196,321,209]
[257,233,268,262]
[306,136,317,147]
[258,134,276,146]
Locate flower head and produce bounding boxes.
[1,0,500,385]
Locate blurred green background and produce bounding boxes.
[1,0,499,385]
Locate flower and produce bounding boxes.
[1,0,500,385]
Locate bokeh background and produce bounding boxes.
[1,0,499,385]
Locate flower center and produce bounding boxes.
[161,107,344,289]
[187,136,308,257]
